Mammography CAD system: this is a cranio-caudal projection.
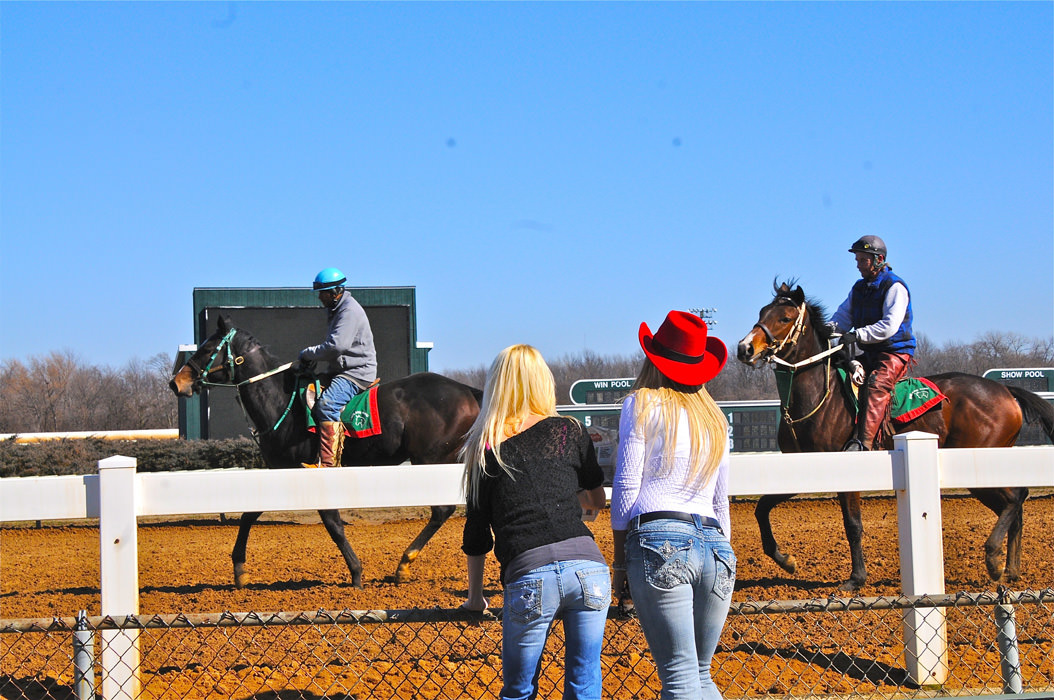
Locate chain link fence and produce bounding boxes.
[3,589,1052,700]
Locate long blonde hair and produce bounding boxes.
[627,359,728,489]
[461,344,561,506]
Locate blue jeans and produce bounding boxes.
[316,375,360,422]
[501,559,611,700]
[625,517,736,700]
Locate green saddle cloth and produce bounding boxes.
[832,370,946,423]
[890,377,946,423]
[300,381,381,437]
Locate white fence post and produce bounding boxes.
[97,456,140,700]
[893,432,948,687]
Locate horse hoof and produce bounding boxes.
[838,579,864,592]
[234,573,249,589]
[780,555,798,575]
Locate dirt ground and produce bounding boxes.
[2,491,1053,698]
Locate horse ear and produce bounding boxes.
[791,286,805,304]
[217,315,231,332]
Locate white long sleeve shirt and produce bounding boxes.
[610,393,731,537]
[830,281,909,345]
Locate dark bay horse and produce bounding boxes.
[170,315,482,589]
[736,282,1053,591]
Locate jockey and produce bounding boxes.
[298,267,378,468]
[829,236,916,451]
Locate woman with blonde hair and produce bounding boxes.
[461,344,610,700]
[611,311,736,700]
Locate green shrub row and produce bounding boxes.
[0,438,265,479]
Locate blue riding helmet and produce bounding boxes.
[313,267,347,291]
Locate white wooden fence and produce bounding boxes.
[2,432,1052,699]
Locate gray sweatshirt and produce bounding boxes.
[299,293,378,388]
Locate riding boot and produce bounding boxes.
[844,385,870,452]
[303,421,345,468]
[860,386,893,451]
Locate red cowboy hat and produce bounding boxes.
[639,310,728,386]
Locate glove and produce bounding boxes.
[841,330,858,346]
[295,358,317,374]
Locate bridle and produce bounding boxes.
[187,328,295,390]
[752,299,844,371]
[751,298,845,444]
[184,328,298,436]
[751,300,809,365]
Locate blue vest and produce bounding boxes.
[850,267,916,356]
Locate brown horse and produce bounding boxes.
[170,315,482,588]
[736,282,1053,591]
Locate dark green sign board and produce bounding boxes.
[982,367,1054,393]
[569,378,635,405]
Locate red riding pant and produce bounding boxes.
[860,352,912,447]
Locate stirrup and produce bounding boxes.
[842,438,868,452]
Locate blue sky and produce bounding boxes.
[2,1,1051,374]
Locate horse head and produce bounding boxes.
[736,280,819,365]
[170,315,259,397]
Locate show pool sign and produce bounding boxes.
[982,367,1054,394]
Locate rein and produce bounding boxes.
[191,329,299,436]
[756,300,843,446]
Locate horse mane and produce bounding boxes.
[773,278,834,345]
[230,324,281,365]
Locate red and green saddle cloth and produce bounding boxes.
[776,368,947,423]
[301,382,382,438]
[836,371,947,423]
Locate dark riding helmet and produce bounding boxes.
[848,235,887,258]
[313,267,347,291]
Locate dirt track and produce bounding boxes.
[3,493,1053,698]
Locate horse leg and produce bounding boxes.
[837,492,867,592]
[1004,489,1028,582]
[394,505,457,584]
[755,494,799,575]
[972,488,1028,583]
[319,509,363,589]
[969,488,1014,582]
[232,511,263,589]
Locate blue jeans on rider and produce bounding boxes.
[316,376,361,422]
[625,516,736,700]
[501,559,611,700]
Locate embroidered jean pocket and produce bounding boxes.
[505,577,543,624]
[637,534,694,590]
[576,567,612,611]
[711,546,737,599]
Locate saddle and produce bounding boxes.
[838,370,947,442]
[301,377,383,438]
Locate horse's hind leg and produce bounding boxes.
[837,492,867,592]
[756,494,800,575]
[232,511,263,589]
[394,505,456,584]
[968,488,1012,582]
[319,509,363,589]
[1004,488,1028,582]
[973,487,1028,583]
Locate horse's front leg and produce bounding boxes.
[393,505,457,584]
[755,494,799,575]
[232,511,263,589]
[837,492,867,592]
[319,509,363,588]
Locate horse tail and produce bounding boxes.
[1007,386,1054,444]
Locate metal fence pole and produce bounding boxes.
[994,590,1023,695]
[73,610,96,700]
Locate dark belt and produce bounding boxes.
[632,510,723,534]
